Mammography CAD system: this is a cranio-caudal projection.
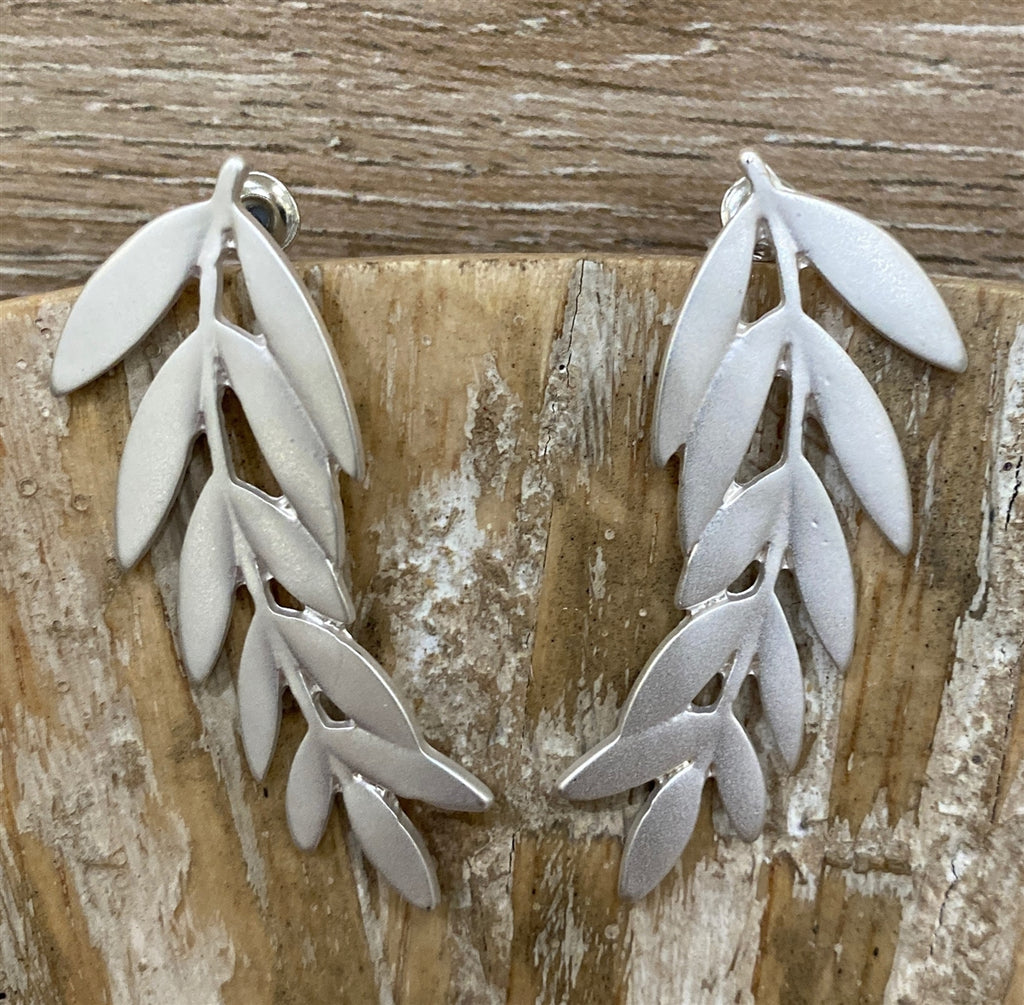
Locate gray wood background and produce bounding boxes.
[2,0,1022,300]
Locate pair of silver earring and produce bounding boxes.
[50,151,966,907]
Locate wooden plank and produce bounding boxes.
[1,256,1022,1004]
[1,1,1022,299]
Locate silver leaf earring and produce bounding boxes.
[51,156,492,908]
[557,150,966,899]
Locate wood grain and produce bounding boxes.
[1,1,1022,300]
[2,255,1022,1004]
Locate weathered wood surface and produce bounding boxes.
[2,256,1023,1004]
[2,1,1023,300]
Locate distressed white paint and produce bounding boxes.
[884,322,1024,1004]
[357,357,515,1005]
[0,805,52,994]
[351,260,672,1000]
[4,261,1021,1003]
[1,300,235,1003]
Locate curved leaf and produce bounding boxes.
[341,775,440,909]
[115,332,205,568]
[558,598,768,799]
[681,311,788,547]
[237,609,281,780]
[557,710,720,800]
[286,732,335,850]
[621,598,761,736]
[619,762,706,900]
[178,482,237,682]
[272,612,418,747]
[652,197,759,465]
[271,612,493,811]
[756,596,804,770]
[677,467,787,608]
[774,188,966,372]
[230,483,354,624]
[216,324,341,561]
[232,207,365,479]
[789,457,857,667]
[801,320,913,553]
[713,715,766,841]
[51,202,210,395]
[321,725,493,812]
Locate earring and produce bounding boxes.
[557,150,967,899]
[50,156,492,908]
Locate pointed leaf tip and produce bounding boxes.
[777,188,967,372]
[286,732,335,851]
[619,762,706,900]
[342,775,440,909]
[115,334,204,569]
[801,318,913,555]
[651,197,759,467]
[238,611,282,781]
[556,738,619,801]
[178,483,237,683]
[231,207,365,479]
[51,202,209,395]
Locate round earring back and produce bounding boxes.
[240,170,301,250]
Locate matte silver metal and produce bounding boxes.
[559,149,967,900]
[239,169,301,250]
[50,156,492,909]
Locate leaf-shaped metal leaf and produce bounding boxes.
[232,207,365,479]
[238,609,281,780]
[272,612,419,747]
[286,732,335,851]
[216,324,340,561]
[789,457,857,667]
[115,332,205,568]
[48,156,494,907]
[560,153,968,897]
[652,197,759,466]
[677,467,787,607]
[178,482,237,682]
[757,596,804,769]
[801,320,913,553]
[774,188,967,372]
[619,762,706,900]
[558,598,768,799]
[622,598,760,735]
[681,312,787,547]
[320,724,492,812]
[51,202,210,395]
[271,612,493,811]
[713,715,766,841]
[556,709,720,800]
[230,483,354,624]
[340,775,440,909]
